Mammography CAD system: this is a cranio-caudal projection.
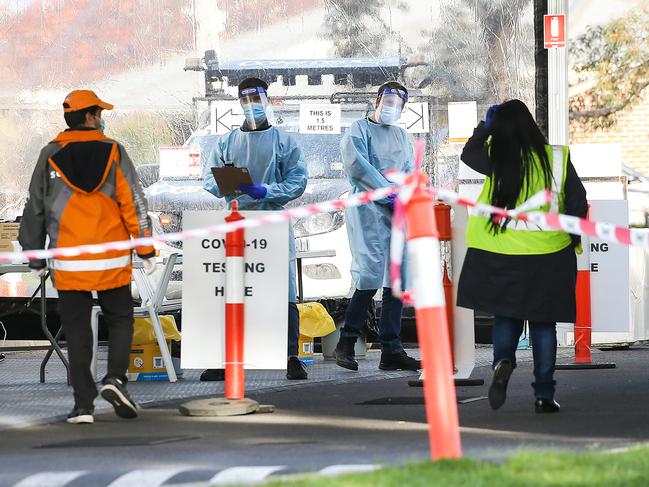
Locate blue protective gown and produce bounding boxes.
[341,118,413,290]
[203,126,308,302]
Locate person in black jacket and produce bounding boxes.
[457,99,588,413]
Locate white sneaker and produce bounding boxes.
[66,408,94,424]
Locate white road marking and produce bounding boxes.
[318,464,379,476]
[106,468,188,487]
[13,471,87,487]
[209,466,286,485]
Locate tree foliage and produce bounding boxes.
[417,0,533,103]
[0,0,194,88]
[570,7,649,129]
[322,0,408,59]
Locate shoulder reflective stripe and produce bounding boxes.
[51,255,131,271]
[550,146,564,213]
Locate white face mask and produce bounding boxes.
[378,105,401,125]
[375,91,405,125]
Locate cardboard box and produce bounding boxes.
[127,340,175,381]
[298,333,314,364]
[0,222,20,252]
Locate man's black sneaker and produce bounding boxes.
[379,350,421,371]
[66,407,94,424]
[334,336,358,371]
[200,369,225,381]
[535,398,561,413]
[488,359,513,410]
[286,357,308,380]
[100,377,138,419]
[0,353,5,363]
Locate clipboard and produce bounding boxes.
[211,166,254,196]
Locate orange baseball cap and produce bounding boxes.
[63,90,114,113]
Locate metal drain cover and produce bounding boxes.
[358,397,424,405]
[358,396,487,405]
[37,435,199,448]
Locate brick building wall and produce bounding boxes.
[570,90,649,175]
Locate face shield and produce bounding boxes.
[376,87,408,125]
[239,86,274,129]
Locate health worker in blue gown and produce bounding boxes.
[202,77,309,381]
[335,82,421,373]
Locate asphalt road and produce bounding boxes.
[2,347,649,486]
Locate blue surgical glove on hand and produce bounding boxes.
[484,104,501,130]
[384,193,397,209]
[239,183,267,200]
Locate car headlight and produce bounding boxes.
[150,211,183,249]
[294,210,344,237]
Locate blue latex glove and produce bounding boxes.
[387,193,397,208]
[484,104,501,130]
[239,183,267,200]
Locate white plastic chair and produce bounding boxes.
[90,253,181,382]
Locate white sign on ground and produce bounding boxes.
[181,210,288,369]
[448,101,477,143]
[211,101,244,135]
[159,146,201,178]
[587,200,630,333]
[395,102,429,134]
[299,103,341,134]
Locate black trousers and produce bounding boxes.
[58,285,134,410]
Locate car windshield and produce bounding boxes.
[187,131,346,180]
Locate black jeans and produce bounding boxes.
[58,285,134,410]
[288,302,299,357]
[340,287,404,354]
[492,316,557,400]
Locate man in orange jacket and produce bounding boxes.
[19,90,156,424]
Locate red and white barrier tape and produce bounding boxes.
[2,172,648,265]
[0,185,398,263]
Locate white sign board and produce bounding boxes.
[181,210,288,369]
[159,146,201,178]
[587,200,630,333]
[395,102,429,134]
[448,101,477,143]
[299,103,341,134]
[211,101,245,135]
[570,144,622,177]
[457,153,486,181]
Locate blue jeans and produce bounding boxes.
[492,316,557,400]
[341,287,403,354]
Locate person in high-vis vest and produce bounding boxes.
[19,90,156,424]
[457,99,587,414]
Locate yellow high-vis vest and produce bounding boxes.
[466,145,572,255]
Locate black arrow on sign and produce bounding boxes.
[406,105,425,131]
[216,108,242,132]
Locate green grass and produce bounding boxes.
[261,446,649,487]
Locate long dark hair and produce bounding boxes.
[488,99,551,233]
